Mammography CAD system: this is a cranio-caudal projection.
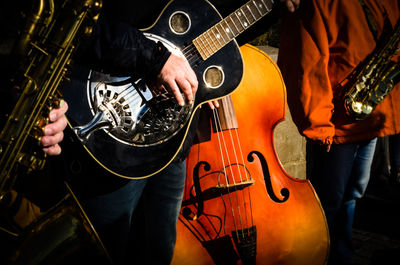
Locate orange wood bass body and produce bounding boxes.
[172,44,329,265]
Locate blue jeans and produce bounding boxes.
[306,138,377,265]
[81,161,186,265]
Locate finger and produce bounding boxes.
[185,66,199,95]
[292,0,300,9]
[49,100,68,122]
[207,100,220,110]
[41,132,64,147]
[285,1,295,12]
[43,144,62,156]
[176,77,194,103]
[167,80,185,106]
[326,144,331,152]
[44,115,68,136]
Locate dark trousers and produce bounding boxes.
[306,138,377,265]
[81,161,186,265]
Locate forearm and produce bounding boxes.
[78,13,170,80]
[278,0,335,145]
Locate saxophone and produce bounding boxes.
[343,19,400,121]
[0,0,101,198]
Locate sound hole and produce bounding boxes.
[169,11,190,35]
[204,66,224,89]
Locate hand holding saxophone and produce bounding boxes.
[41,100,68,156]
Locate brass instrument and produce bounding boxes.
[343,19,400,120]
[0,0,101,198]
[0,1,114,264]
[7,183,113,265]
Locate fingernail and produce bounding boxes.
[59,99,65,107]
[50,112,56,121]
[44,127,52,135]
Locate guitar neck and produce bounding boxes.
[193,0,274,60]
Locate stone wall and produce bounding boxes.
[258,46,307,180]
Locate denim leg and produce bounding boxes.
[389,134,400,181]
[306,138,376,265]
[81,178,147,265]
[138,161,186,265]
[346,138,377,201]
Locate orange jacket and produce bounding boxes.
[278,0,400,144]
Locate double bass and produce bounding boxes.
[172,44,329,265]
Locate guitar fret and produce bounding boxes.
[252,0,263,16]
[201,37,212,58]
[240,7,251,28]
[211,27,224,47]
[198,37,210,57]
[211,27,225,49]
[254,0,269,15]
[229,16,241,36]
[249,1,263,21]
[207,30,220,51]
[221,19,235,39]
[261,0,271,11]
[246,4,257,21]
[243,6,256,24]
[201,34,215,55]
[233,12,246,33]
[193,38,208,59]
[215,24,228,43]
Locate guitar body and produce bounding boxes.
[172,45,329,265]
[63,0,243,178]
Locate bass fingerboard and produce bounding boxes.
[193,0,274,60]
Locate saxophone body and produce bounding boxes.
[0,0,101,198]
[343,19,400,121]
[0,1,114,263]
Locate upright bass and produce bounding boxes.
[172,44,329,265]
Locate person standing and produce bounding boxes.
[61,1,300,264]
[278,1,400,264]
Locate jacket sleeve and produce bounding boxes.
[78,12,171,81]
[277,1,335,145]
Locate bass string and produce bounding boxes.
[233,127,255,229]
[212,105,254,238]
[222,111,253,233]
[212,108,236,236]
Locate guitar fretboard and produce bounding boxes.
[193,0,274,60]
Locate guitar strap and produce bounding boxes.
[357,0,395,40]
[357,0,400,84]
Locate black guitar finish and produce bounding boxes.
[64,0,245,178]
